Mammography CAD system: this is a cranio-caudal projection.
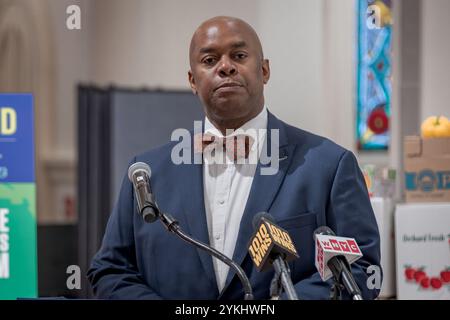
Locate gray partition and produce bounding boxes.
[78,86,204,297]
[110,90,204,204]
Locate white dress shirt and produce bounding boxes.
[203,105,268,292]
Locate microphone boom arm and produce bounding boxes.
[158,211,254,300]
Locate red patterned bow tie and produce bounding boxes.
[194,133,254,161]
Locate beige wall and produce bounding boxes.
[31,0,450,165]
[91,0,260,89]
[421,0,450,121]
[48,0,92,159]
[89,0,356,151]
[8,0,448,220]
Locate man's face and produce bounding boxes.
[188,19,270,127]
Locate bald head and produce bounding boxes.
[187,16,270,135]
[189,16,264,67]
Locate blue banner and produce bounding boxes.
[0,93,37,299]
[0,94,35,183]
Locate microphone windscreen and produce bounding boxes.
[128,162,151,182]
[252,212,275,230]
[313,226,335,240]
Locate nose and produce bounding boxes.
[217,56,237,77]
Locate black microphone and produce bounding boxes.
[248,212,299,300]
[313,226,363,300]
[128,162,159,223]
[127,162,254,300]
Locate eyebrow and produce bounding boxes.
[198,41,248,54]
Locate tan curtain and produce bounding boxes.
[0,4,32,92]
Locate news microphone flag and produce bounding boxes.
[248,215,299,272]
[315,234,363,281]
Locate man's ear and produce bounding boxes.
[188,70,197,95]
[262,59,270,84]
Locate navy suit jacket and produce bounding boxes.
[87,111,382,300]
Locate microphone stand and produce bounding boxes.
[329,278,344,300]
[158,212,254,300]
[269,256,298,300]
[328,257,363,300]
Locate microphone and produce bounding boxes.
[128,162,159,223]
[313,226,363,300]
[127,162,254,300]
[248,212,299,300]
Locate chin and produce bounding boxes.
[213,96,246,110]
[211,103,247,119]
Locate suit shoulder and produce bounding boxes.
[282,121,348,158]
[132,140,180,168]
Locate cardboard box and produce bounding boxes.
[403,136,450,202]
[395,203,450,300]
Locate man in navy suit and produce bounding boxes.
[87,16,382,300]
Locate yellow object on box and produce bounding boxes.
[420,116,450,138]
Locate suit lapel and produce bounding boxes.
[179,131,218,293]
[220,112,295,295]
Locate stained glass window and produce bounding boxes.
[356,0,393,150]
